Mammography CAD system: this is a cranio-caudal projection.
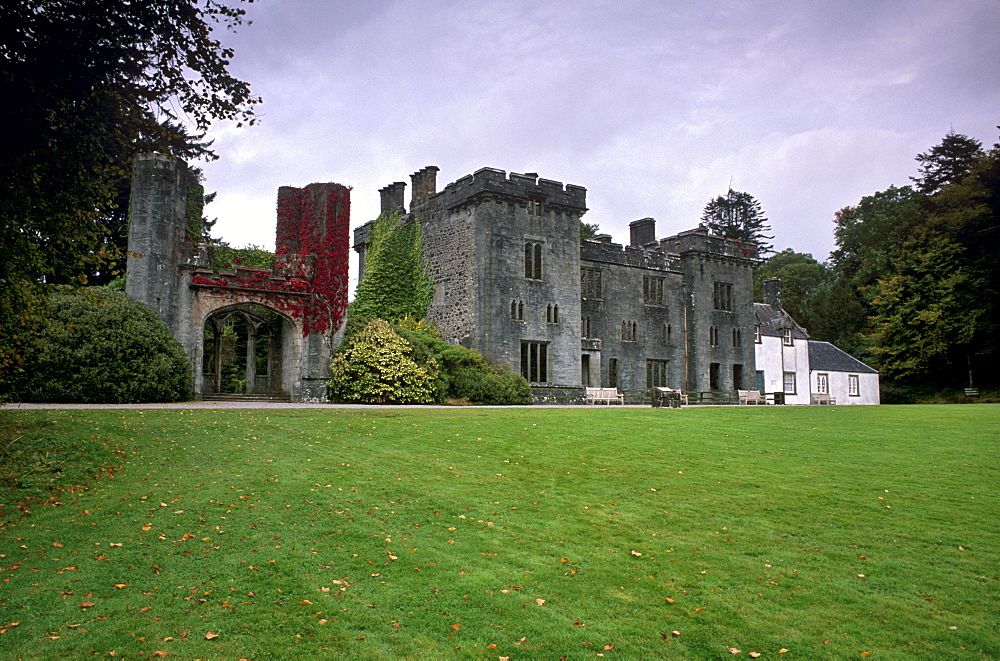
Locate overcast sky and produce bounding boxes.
[198,0,999,287]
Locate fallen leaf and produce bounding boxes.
[573,620,585,627]
[672,631,681,637]
[749,653,761,658]
[631,550,642,557]
[729,648,742,655]
[666,597,676,604]
[778,649,789,654]
[204,632,218,640]
[958,546,965,551]
[604,643,614,650]
[534,598,546,606]
[114,584,126,589]
[151,652,168,658]
[300,600,313,605]
[80,602,95,608]
[141,524,152,531]
[451,623,460,630]
[660,632,668,640]
[487,643,498,649]
[53,541,64,548]
[861,653,871,658]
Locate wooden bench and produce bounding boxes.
[738,390,766,405]
[585,387,624,405]
[652,387,689,406]
[810,393,837,405]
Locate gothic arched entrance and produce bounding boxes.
[201,305,288,396]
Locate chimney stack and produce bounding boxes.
[409,166,439,209]
[629,217,656,247]
[763,278,782,310]
[378,181,407,216]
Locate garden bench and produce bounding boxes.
[811,393,837,405]
[738,389,766,405]
[585,387,624,405]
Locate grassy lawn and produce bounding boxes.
[0,405,997,659]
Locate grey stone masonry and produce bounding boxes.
[354,167,760,393]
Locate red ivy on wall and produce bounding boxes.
[194,182,350,337]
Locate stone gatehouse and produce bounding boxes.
[355,167,760,395]
[126,153,349,401]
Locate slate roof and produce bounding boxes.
[808,341,878,374]
[753,303,809,339]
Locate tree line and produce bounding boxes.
[750,130,999,393]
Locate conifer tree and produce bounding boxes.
[911,130,983,194]
[700,188,773,254]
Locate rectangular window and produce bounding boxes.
[754,325,762,343]
[608,358,618,389]
[817,373,829,394]
[647,359,668,388]
[709,326,718,346]
[783,372,796,394]
[782,328,793,346]
[848,374,860,397]
[581,268,602,298]
[621,320,637,342]
[520,342,548,383]
[546,303,559,324]
[709,362,720,390]
[732,328,741,347]
[643,276,665,305]
[713,282,733,311]
[525,241,542,280]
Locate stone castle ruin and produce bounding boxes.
[126,153,349,401]
[128,154,766,402]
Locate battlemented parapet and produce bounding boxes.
[580,237,684,272]
[659,227,760,260]
[434,167,588,212]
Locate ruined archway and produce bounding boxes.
[201,304,289,395]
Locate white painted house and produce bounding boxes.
[753,279,879,405]
[808,341,880,405]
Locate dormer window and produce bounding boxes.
[782,328,793,346]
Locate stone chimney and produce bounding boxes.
[409,166,439,209]
[763,278,782,310]
[379,181,407,216]
[629,217,656,247]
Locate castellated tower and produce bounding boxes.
[354,166,759,396]
[126,153,205,333]
[356,167,588,387]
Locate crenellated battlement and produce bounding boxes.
[432,167,587,211]
[658,227,760,261]
[581,237,683,272]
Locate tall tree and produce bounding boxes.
[700,188,773,254]
[753,249,828,334]
[0,0,258,384]
[911,130,983,194]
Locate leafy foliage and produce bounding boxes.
[700,188,773,254]
[0,0,258,385]
[347,212,434,336]
[10,286,193,403]
[395,326,532,405]
[911,130,983,194]
[327,319,437,404]
[821,130,1000,387]
[580,221,601,240]
[212,244,276,272]
[753,249,828,333]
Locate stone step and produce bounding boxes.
[201,393,292,403]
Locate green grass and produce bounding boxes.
[0,405,997,659]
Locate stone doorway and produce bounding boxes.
[202,305,286,395]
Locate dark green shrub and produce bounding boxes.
[15,286,192,403]
[394,326,530,405]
